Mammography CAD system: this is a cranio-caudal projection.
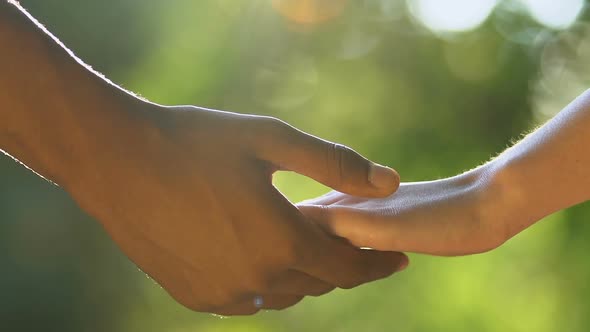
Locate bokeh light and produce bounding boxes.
[271,0,347,25]
[531,23,590,121]
[408,0,499,33]
[254,54,319,110]
[520,0,585,30]
[5,1,590,331]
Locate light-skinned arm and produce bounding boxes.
[300,90,590,256]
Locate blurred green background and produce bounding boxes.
[2,0,590,331]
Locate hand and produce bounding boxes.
[299,166,514,256]
[300,91,590,257]
[0,3,406,315]
[66,101,407,316]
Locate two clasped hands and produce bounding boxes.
[2,0,590,316]
[84,93,589,316]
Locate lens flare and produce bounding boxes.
[271,0,348,25]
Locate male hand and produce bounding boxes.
[0,1,406,314]
[67,102,407,315]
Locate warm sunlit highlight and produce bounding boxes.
[408,0,498,33]
[520,0,585,30]
[271,0,347,25]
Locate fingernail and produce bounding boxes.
[369,163,400,191]
[397,255,409,272]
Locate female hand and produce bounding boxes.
[300,90,590,257]
[298,166,509,256]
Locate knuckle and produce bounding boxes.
[338,279,361,290]
[173,293,211,312]
[326,143,366,190]
[247,116,295,152]
[240,270,272,293]
[211,306,260,316]
[195,288,239,311]
[159,276,213,313]
[273,296,305,310]
[326,143,346,187]
[213,305,260,316]
[258,116,288,137]
[240,116,277,143]
[249,229,307,272]
[308,285,336,297]
[263,230,307,268]
[274,241,303,267]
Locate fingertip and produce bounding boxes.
[397,253,410,272]
[392,168,401,191]
[368,164,400,196]
[358,249,409,281]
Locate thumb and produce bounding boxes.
[254,117,399,198]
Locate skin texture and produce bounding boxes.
[0,1,408,315]
[300,89,590,256]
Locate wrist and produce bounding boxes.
[470,157,538,243]
[2,9,166,191]
[2,60,160,191]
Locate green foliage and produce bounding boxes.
[1,1,589,331]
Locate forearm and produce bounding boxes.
[487,89,590,234]
[0,1,151,188]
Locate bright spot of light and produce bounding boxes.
[271,0,347,25]
[408,0,499,33]
[519,0,585,30]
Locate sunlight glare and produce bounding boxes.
[519,0,584,29]
[408,0,499,33]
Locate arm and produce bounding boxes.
[0,0,407,315]
[0,1,146,187]
[299,90,590,256]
